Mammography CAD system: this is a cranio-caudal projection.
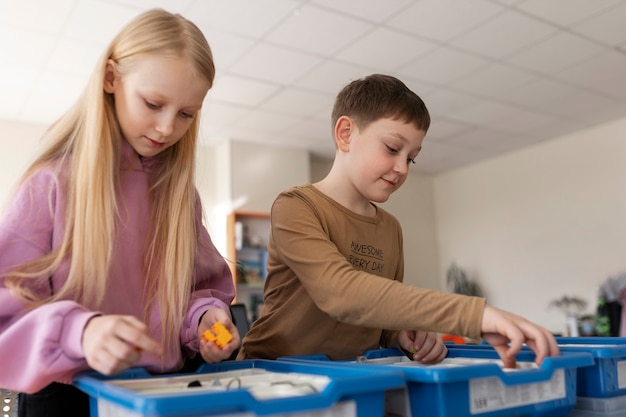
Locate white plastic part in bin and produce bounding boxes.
[1,388,18,417]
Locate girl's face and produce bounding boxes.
[104,55,210,158]
[345,117,425,204]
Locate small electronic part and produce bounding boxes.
[202,321,233,348]
[187,380,202,388]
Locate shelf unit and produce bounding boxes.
[226,211,270,322]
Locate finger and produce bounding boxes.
[115,317,162,355]
[412,334,436,360]
[491,342,517,369]
[418,342,448,364]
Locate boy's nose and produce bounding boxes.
[393,158,408,175]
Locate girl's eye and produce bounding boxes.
[179,111,194,119]
[408,157,416,165]
[145,100,159,110]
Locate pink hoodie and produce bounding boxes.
[0,140,235,393]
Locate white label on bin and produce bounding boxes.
[617,360,626,389]
[97,398,357,417]
[469,369,566,414]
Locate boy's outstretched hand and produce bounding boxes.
[399,329,448,364]
[481,304,560,368]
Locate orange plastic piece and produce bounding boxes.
[202,321,233,348]
[441,334,467,344]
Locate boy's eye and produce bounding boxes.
[408,158,416,165]
[386,145,398,154]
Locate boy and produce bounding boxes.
[238,74,558,367]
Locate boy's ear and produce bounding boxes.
[103,59,117,94]
[334,116,353,152]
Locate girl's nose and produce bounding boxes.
[155,113,175,136]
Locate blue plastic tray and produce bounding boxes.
[448,337,626,398]
[73,359,406,417]
[280,347,593,417]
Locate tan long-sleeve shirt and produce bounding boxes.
[238,185,485,360]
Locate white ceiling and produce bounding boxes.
[1,0,626,174]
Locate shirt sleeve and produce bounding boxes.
[0,169,98,393]
[271,191,485,339]
[180,195,235,352]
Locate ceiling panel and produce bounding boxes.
[0,0,625,175]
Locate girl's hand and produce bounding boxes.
[481,304,560,367]
[197,307,241,363]
[399,329,447,364]
[82,315,163,375]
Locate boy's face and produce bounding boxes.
[343,117,425,203]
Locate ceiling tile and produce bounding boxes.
[265,4,373,56]
[426,119,476,142]
[397,47,489,86]
[450,9,558,59]
[516,0,622,27]
[46,38,103,76]
[102,0,195,14]
[571,2,626,46]
[209,74,281,107]
[2,0,626,175]
[201,100,250,129]
[201,29,256,71]
[335,27,436,70]
[17,71,86,124]
[259,88,334,117]
[311,0,413,23]
[387,0,504,42]
[506,31,605,74]
[235,109,302,135]
[186,0,297,38]
[292,60,371,94]
[556,50,626,99]
[62,0,138,45]
[0,0,76,33]
[451,62,536,98]
[0,27,57,67]
[229,43,322,85]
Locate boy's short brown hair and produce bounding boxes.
[331,74,430,133]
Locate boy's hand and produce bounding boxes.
[399,330,447,364]
[82,315,163,375]
[197,307,240,363]
[481,304,560,367]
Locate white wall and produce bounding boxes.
[433,117,626,334]
[229,140,310,213]
[0,120,47,209]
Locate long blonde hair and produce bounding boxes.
[5,8,215,358]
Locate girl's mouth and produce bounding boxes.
[146,137,165,147]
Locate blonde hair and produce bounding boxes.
[6,9,215,359]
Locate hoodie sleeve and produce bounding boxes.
[0,168,98,393]
[180,195,235,352]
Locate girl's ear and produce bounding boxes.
[103,59,117,94]
[334,116,353,152]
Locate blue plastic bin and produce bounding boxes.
[555,337,626,399]
[73,359,406,417]
[280,347,593,417]
[448,337,626,399]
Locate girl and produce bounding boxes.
[0,8,239,416]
